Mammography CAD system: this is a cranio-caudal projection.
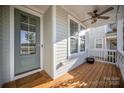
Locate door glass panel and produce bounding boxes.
[21,23,28,31]
[29,25,36,32]
[20,16,36,55]
[29,17,37,25]
[20,31,36,55]
[21,14,28,23]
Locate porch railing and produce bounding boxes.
[88,49,117,64]
[117,50,124,79]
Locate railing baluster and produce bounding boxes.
[116,50,124,80]
[112,51,114,63]
[88,49,117,64]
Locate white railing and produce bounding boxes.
[88,49,117,64]
[117,50,124,80]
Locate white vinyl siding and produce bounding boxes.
[55,6,87,78]
[88,26,106,49]
[1,6,11,84]
[56,6,68,65]
[43,6,55,78]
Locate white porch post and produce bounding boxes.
[52,5,56,79]
[117,19,123,51]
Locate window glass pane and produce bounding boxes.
[79,26,85,36]
[96,39,102,48]
[70,38,78,54]
[29,17,37,25]
[80,36,85,39]
[96,44,102,48]
[80,26,84,32]
[21,14,28,23]
[70,20,78,37]
[80,37,85,51]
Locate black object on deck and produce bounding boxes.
[86,57,95,64]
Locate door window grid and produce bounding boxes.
[20,14,37,55]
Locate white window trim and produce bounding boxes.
[10,5,43,81]
[94,38,103,49]
[68,15,86,57]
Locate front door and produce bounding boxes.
[14,9,41,76]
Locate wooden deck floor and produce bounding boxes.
[3,62,124,88]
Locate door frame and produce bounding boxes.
[10,5,43,81]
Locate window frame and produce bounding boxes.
[68,15,86,57]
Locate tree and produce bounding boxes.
[25,32,35,44]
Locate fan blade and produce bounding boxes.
[88,12,94,16]
[91,18,97,24]
[98,7,114,16]
[81,18,92,23]
[98,16,110,19]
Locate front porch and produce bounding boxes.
[0,5,124,88]
[3,62,124,88]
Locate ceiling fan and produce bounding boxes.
[81,7,114,24]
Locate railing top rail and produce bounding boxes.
[89,49,117,52]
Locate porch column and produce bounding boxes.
[117,19,123,51]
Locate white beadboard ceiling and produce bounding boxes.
[62,5,120,28]
[24,5,49,14]
[25,5,123,28]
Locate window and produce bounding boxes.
[80,26,85,52]
[70,20,79,54]
[69,17,85,55]
[95,39,103,48]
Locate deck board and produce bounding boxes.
[2,62,124,88]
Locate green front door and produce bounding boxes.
[14,9,41,75]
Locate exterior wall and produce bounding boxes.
[88,26,106,49]
[55,6,87,78]
[1,6,11,84]
[43,6,55,78]
[0,6,3,86]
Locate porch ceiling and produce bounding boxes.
[24,5,49,14]
[62,5,123,28]
[24,5,123,28]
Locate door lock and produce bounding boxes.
[41,44,44,48]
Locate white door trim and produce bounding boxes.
[10,5,43,81]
